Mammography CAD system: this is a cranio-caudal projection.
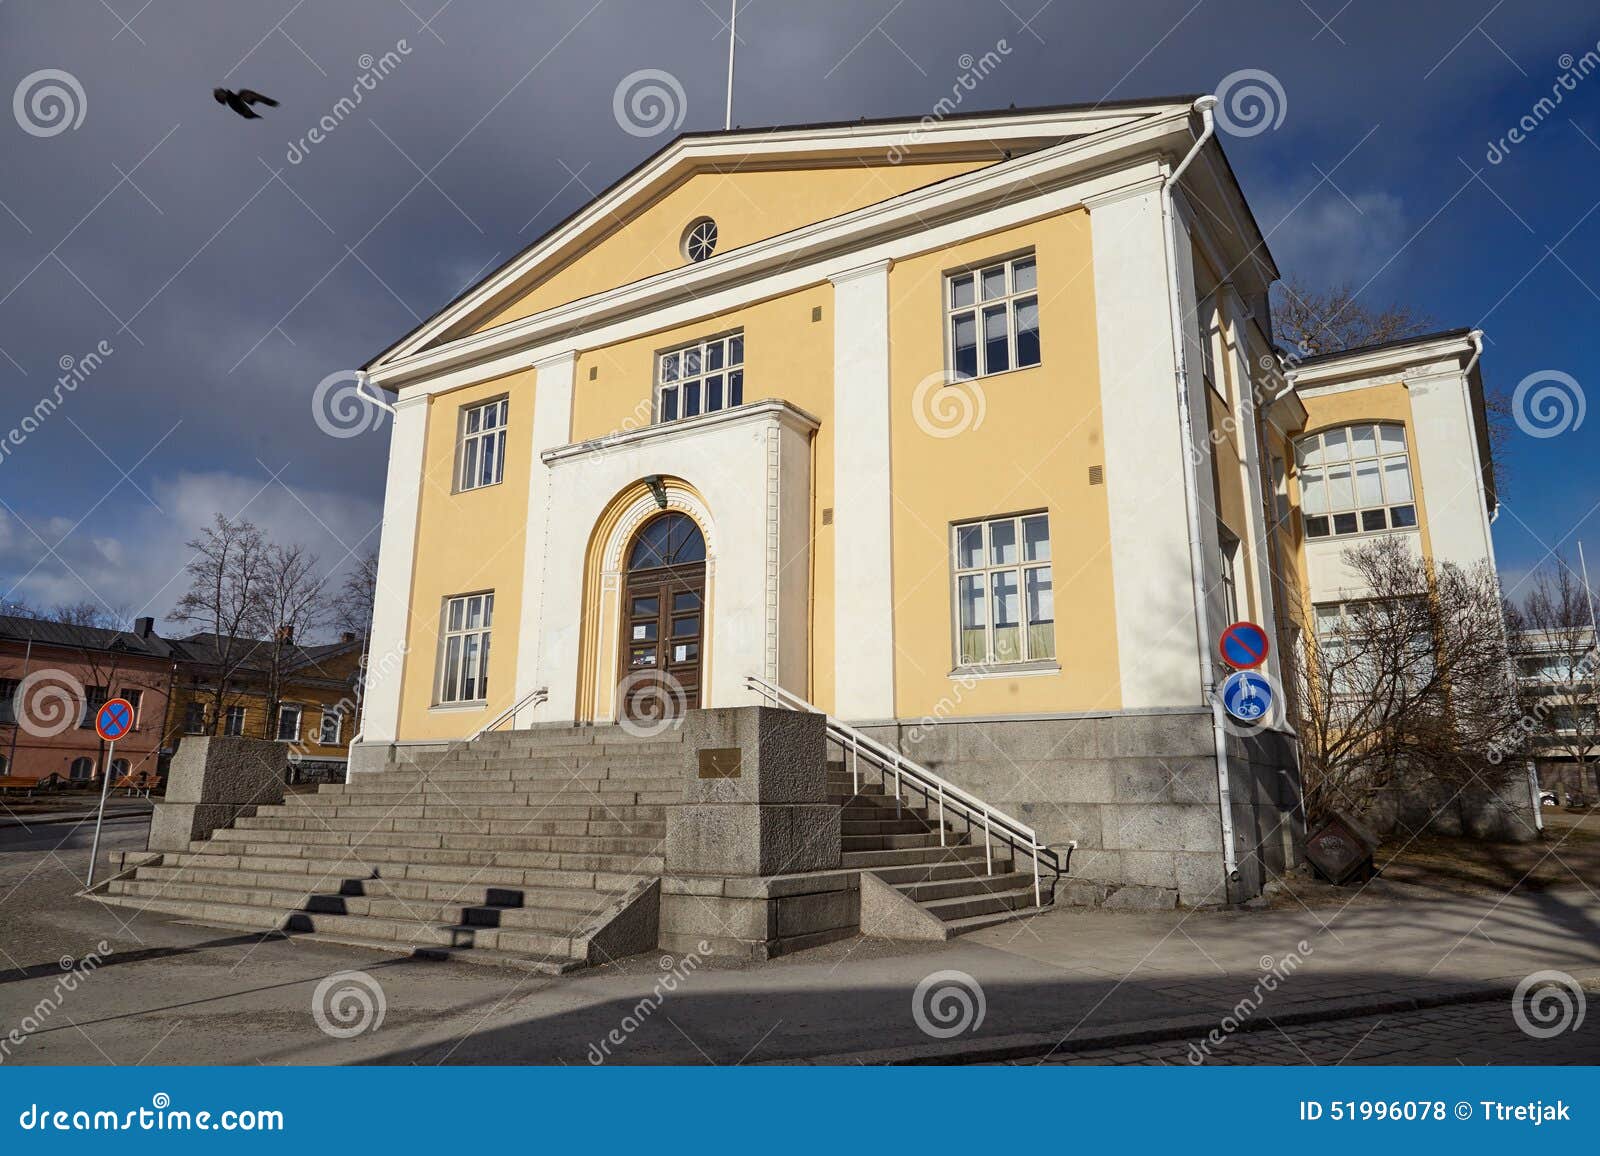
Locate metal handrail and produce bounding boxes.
[745,674,1067,906]
[469,687,548,741]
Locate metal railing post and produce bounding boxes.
[937,785,946,846]
[984,816,992,874]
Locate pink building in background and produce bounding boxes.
[0,615,179,784]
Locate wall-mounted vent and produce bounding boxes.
[821,507,834,525]
[1088,465,1104,486]
[811,305,823,323]
[588,366,598,381]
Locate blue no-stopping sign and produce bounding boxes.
[1220,669,1274,724]
[94,697,134,742]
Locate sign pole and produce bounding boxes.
[85,736,115,890]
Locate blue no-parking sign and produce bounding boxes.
[1219,620,1270,669]
[1220,669,1274,724]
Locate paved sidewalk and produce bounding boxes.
[2,821,1597,1064]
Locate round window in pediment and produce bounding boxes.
[682,217,718,263]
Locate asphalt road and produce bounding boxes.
[3,820,1598,1065]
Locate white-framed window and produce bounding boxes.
[946,253,1040,380]
[80,685,107,729]
[439,592,494,704]
[110,758,129,780]
[0,679,17,727]
[223,705,247,736]
[1296,422,1416,539]
[318,706,342,745]
[952,512,1055,667]
[1217,527,1241,625]
[1271,454,1290,528]
[276,703,302,743]
[682,217,717,262]
[657,333,744,423]
[70,756,94,781]
[458,398,508,492]
[1197,296,1221,396]
[118,687,143,728]
[183,701,206,734]
[1314,600,1434,696]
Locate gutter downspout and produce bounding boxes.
[1461,330,1501,527]
[1161,94,1241,899]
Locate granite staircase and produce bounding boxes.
[830,765,1053,935]
[99,727,680,973]
[96,716,1058,968]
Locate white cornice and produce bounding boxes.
[371,112,1197,394]
[541,399,819,466]
[1291,334,1475,391]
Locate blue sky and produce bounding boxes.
[1,0,1597,619]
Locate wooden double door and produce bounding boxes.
[617,513,706,726]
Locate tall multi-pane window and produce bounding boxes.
[1296,423,1416,539]
[223,705,247,736]
[319,706,342,745]
[80,685,107,729]
[276,703,302,742]
[657,333,744,423]
[0,679,17,726]
[946,254,1040,380]
[1218,527,1240,625]
[184,701,206,734]
[439,592,494,703]
[458,398,508,491]
[952,513,1054,667]
[118,687,143,727]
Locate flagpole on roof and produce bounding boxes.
[724,0,737,130]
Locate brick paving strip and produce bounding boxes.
[788,968,1600,1064]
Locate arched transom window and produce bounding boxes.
[628,513,706,571]
[1296,422,1416,539]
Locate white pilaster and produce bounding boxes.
[514,351,576,716]
[1087,182,1204,707]
[1407,369,1497,571]
[830,259,896,720]
[360,392,429,742]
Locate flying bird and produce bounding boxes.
[213,87,279,119]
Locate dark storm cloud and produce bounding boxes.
[2,0,1597,620]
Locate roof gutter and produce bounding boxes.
[1161,94,1242,899]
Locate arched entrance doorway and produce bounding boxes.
[617,511,706,725]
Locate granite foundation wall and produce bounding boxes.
[856,709,1302,908]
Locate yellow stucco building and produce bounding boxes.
[352,97,1497,906]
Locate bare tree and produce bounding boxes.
[1287,536,1527,830]
[168,514,269,735]
[1505,559,1600,801]
[335,552,378,640]
[257,543,333,736]
[1271,278,1433,359]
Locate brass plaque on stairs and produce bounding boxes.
[696,748,743,779]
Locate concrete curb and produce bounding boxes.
[0,809,153,830]
[785,967,1600,1065]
